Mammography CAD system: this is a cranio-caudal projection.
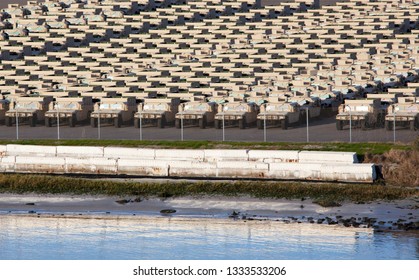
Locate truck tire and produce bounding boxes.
[157,116,165,128]
[175,119,181,129]
[199,116,206,129]
[5,117,12,127]
[336,120,343,130]
[239,117,246,129]
[134,118,140,128]
[69,115,76,127]
[214,120,221,129]
[114,115,122,128]
[361,117,368,130]
[385,120,392,131]
[45,117,51,127]
[410,120,416,131]
[91,118,98,128]
[257,119,263,129]
[281,117,288,130]
[30,115,37,127]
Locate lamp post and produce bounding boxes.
[181,105,184,141]
[222,104,225,142]
[15,101,19,140]
[306,107,309,142]
[97,102,101,140]
[139,111,142,141]
[263,105,266,142]
[56,101,60,140]
[392,104,396,143]
[345,105,352,143]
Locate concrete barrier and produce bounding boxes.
[204,149,249,162]
[65,157,117,174]
[168,161,216,177]
[15,156,65,173]
[6,145,56,157]
[269,163,323,180]
[0,145,6,156]
[216,161,269,178]
[57,146,104,158]
[298,151,358,163]
[248,150,299,163]
[104,147,155,159]
[320,164,376,183]
[117,159,168,177]
[155,149,205,161]
[0,156,15,172]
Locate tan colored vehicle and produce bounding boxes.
[0,98,10,124]
[288,96,322,121]
[257,100,301,130]
[5,96,53,127]
[135,98,180,128]
[90,97,137,128]
[45,97,93,127]
[310,92,343,117]
[175,100,218,129]
[336,99,386,130]
[385,97,419,131]
[214,101,259,129]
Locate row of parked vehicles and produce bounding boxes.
[0,92,418,131]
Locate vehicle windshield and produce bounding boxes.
[346,105,369,112]
[397,104,419,112]
[100,103,123,110]
[266,104,291,112]
[55,103,78,110]
[224,104,247,112]
[143,104,167,111]
[184,103,207,111]
[16,102,38,109]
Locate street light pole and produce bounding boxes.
[392,104,396,143]
[139,111,142,141]
[306,107,309,142]
[345,105,352,143]
[56,101,60,140]
[181,106,184,141]
[97,102,101,140]
[222,104,225,142]
[15,102,19,140]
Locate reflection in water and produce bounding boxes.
[0,215,417,260]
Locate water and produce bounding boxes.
[0,215,417,260]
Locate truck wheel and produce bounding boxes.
[45,117,51,127]
[114,115,122,128]
[257,119,263,129]
[157,116,165,128]
[281,117,288,130]
[336,120,343,130]
[69,115,76,127]
[410,120,416,131]
[175,119,181,129]
[361,117,368,130]
[385,120,392,131]
[91,118,98,128]
[214,120,221,129]
[239,117,246,129]
[30,116,37,127]
[199,117,206,129]
[415,118,419,131]
[5,117,12,127]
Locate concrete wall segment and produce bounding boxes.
[57,146,104,158]
[248,150,299,163]
[104,147,155,159]
[298,151,359,163]
[155,149,205,161]
[6,145,57,156]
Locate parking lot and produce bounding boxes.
[0,116,417,143]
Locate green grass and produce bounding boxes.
[0,139,414,156]
[0,174,417,204]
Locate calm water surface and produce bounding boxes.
[0,215,417,260]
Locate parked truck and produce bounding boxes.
[5,96,53,127]
[134,98,180,128]
[336,99,386,130]
[214,101,259,129]
[257,97,301,129]
[175,99,218,129]
[0,97,10,124]
[45,97,93,127]
[385,97,419,131]
[90,97,137,128]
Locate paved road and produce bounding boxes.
[0,116,417,143]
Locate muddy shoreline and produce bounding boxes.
[0,194,417,232]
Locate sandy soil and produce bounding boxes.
[0,194,417,231]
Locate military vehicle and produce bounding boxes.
[45,97,93,127]
[5,96,53,127]
[257,98,301,130]
[134,98,180,128]
[175,99,218,129]
[90,97,137,128]
[310,92,343,117]
[336,99,386,130]
[214,101,259,129]
[385,97,419,131]
[288,96,322,122]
